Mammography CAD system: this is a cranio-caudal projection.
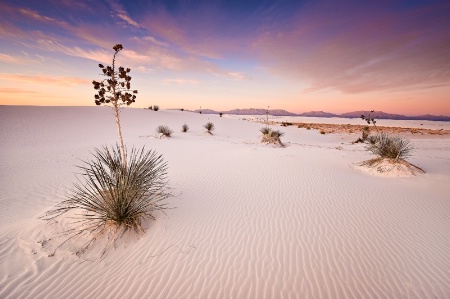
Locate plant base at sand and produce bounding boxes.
[358,158,424,176]
[260,127,284,146]
[42,145,171,258]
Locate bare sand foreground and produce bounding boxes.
[1,106,449,299]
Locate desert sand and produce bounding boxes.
[1,106,449,299]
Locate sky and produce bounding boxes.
[0,0,449,115]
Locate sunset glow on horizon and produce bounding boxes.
[1,0,449,116]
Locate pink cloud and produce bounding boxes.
[0,74,89,86]
[253,1,450,94]
[161,79,202,85]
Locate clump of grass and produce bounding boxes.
[181,123,189,132]
[42,145,171,259]
[260,127,284,146]
[355,126,371,143]
[367,133,413,160]
[204,122,214,134]
[320,130,326,134]
[156,125,173,137]
[260,127,271,135]
[153,105,160,111]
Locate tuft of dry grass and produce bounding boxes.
[204,122,214,134]
[156,125,173,137]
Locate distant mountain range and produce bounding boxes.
[193,108,450,121]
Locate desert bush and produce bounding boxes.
[320,130,326,134]
[362,126,370,140]
[260,127,284,146]
[368,135,378,144]
[180,108,184,111]
[260,127,271,135]
[281,121,293,127]
[42,145,171,258]
[156,125,173,137]
[219,112,223,117]
[181,123,189,132]
[153,105,160,111]
[270,130,284,138]
[355,126,371,143]
[367,133,413,160]
[204,122,214,134]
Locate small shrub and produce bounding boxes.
[181,123,189,132]
[367,133,413,160]
[368,135,378,144]
[320,130,326,134]
[42,145,171,258]
[270,130,284,138]
[219,112,223,117]
[153,105,160,111]
[156,125,173,137]
[180,108,184,111]
[260,127,284,146]
[148,106,153,110]
[281,121,293,127]
[306,126,311,130]
[260,127,271,135]
[362,126,370,140]
[204,122,214,134]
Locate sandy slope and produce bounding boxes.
[0,106,449,299]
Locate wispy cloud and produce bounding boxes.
[0,73,89,86]
[0,53,38,64]
[110,1,140,28]
[161,79,201,85]
[0,87,39,94]
[253,1,450,94]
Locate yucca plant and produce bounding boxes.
[181,123,189,132]
[260,127,270,135]
[367,133,413,160]
[156,125,173,137]
[42,44,172,258]
[204,122,214,134]
[42,145,170,258]
[260,127,284,146]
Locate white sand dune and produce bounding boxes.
[1,106,449,299]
